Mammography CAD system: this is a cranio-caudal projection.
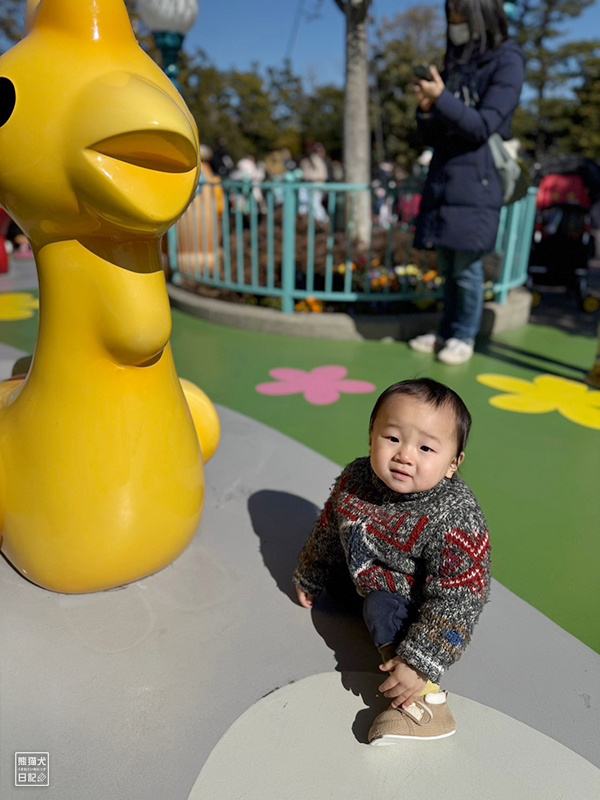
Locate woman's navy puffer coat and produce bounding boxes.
[414,39,525,253]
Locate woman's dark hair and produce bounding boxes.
[369,378,472,456]
[445,0,508,66]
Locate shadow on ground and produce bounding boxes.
[476,338,590,380]
[248,489,388,743]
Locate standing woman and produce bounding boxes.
[409,0,525,365]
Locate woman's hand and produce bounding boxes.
[296,585,315,608]
[378,655,428,709]
[414,65,445,111]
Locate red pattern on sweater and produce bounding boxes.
[339,495,430,553]
[357,565,397,593]
[440,528,490,595]
[293,458,492,683]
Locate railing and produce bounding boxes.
[169,177,537,314]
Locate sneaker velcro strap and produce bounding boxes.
[401,701,433,725]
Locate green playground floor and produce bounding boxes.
[1,291,599,653]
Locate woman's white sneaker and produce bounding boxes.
[408,333,444,354]
[437,338,474,365]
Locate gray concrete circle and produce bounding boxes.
[0,399,598,800]
[189,671,600,800]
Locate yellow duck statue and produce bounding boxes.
[0,0,220,593]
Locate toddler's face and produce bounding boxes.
[369,394,464,494]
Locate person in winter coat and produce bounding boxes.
[409,0,525,365]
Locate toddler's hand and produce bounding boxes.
[295,585,315,608]
[378,656,427,709]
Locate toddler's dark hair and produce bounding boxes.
[369,378,472,456]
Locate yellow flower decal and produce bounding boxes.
[0,293,39,321]
[477,374,600,430]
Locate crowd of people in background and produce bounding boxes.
[186,0,600,374]
[205,139,343,186]
[202,135,429,231]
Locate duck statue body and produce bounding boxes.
[0,0,220,593]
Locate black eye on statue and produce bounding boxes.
[0,78,16,127]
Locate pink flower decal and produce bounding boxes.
[256,366,376,406]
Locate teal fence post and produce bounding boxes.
[520,187,538,280]
[282,174,297,314]
[168,225,179,283]
[497,202,522,305]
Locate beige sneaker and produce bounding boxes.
[368,691,456,745]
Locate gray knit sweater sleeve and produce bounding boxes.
[293,470,346,596]
[396,494,491,683]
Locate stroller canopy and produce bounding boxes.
[534,155,600,209]
[537,174,591,210]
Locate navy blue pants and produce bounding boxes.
[325,568,411,650]
[362,590,411,649]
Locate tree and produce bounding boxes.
[0,0,25,52]
[333,0,373,246]
[371,5,444,169]
[511,105,539,156]
[181,53,337,163]
[300,84,344,160]
[511,0,600,156]
[180,50,249,159]
[563,53,600,159]
[180,54,278,159]
[264,61,305,156]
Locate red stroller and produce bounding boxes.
[528,156,599,311]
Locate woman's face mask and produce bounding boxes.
[448,22,471,46]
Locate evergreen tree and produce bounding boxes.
[566,53,600,159]
[371,5,444,169]
[511,0,600,156]
[301,84,344,161]
[265,61,305,156]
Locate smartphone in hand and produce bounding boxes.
[413,64,433,81]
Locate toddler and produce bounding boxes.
[294,378,491,744]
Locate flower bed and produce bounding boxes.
[175,208,498,313]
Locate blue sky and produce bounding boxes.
[185,0,600,87]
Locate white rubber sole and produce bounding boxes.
[437,353,473,365]
[408,340,437,354]
[370,729,457,745]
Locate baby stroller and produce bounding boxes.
[528,155,600,312]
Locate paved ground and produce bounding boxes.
[0,258,598,798]
[2,404,598,799]
[189,674,600,800]
[0,260,598,651]
[528,258,600,336]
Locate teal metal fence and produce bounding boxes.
[169,177,537,314]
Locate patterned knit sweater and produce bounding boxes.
[293,457,491,684]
